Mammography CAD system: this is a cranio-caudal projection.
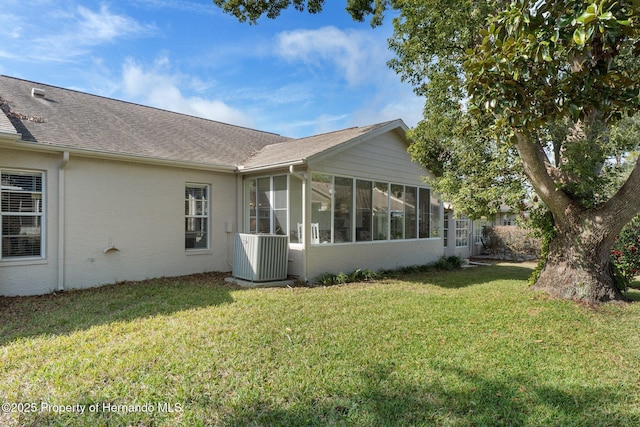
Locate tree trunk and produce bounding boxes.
[514,131,640,303]
[530,222,625,303]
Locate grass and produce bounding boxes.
[1,264,640,426]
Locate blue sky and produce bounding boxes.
[0,0,424,137]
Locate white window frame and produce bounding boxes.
[185,183,210,251]
[310,173,441,245]
[443,212,449,247]
[474,220,491,244]
[355,179,373,242]
[1,169,45,260]
[245,175,289,236]
[455,215,470,248]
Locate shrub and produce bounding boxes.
[315,271,353,286]
[446,255,464,269]
[432,255,463,271]
[335,272,349,284]
[315,256,463,285]
[349,269,380,282]
[611,215,640,291]
[482,226,541,260]
[316,273,346,286]
[316,272,338,286]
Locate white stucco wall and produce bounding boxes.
[287,245,305,278]
[306,239,443,281]
[62,157,236,289]
[1,149,237,296]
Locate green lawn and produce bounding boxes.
[1,265,640,426]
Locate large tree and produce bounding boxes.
[458,1,640,302]
[213,0,640,302]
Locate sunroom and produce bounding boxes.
[243,172,440,244]
[236,120,444,282]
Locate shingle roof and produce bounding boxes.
[0,75,406,171]
[0,75,290,167]
[242,120,402,170]
[0,100,18,136]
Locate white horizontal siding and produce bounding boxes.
[312,131,430,185]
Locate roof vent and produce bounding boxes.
[31,88,46,98]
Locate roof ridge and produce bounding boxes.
[293,120,398,140]
[0,75,289,139]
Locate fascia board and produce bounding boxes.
[236,159,306,174]
[0,139,236,173]
[0,130,21,142]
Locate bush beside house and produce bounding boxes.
[611,215,640,290]
[481,226,541,261]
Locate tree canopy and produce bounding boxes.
[211,0,391,26]
[400,0,640,302]
[213,0,640,302]
[464,0,640,215]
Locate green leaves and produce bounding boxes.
[573,27,587,46]
[576,3,599,25]
[465,0,640,136]
[212,0,392,26]
[572,2,629,47]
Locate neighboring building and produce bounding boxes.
[442,202,526,259]
[1,76,443,296]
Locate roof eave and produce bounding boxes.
[0,139,237,172]
[0,130,21,142]
[236,159,306,174]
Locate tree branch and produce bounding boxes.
[515,131,573,218]
[599,157,640,229]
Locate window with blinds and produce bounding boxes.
[1,170,44,259]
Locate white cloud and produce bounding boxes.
[232,83,314,108]
[275,26,389,87]
[120,59,254,127]
[310,114,351,135]
[21,4,155,62]
[76,5,150,44]
[274,25,425,131]
[0,12,24,59]
[264,113,349,138]
[1,14,22,39]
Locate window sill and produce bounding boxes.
[310,238,442,247]
[185,249,212,256]
[0,257,48,267]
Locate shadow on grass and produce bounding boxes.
[220,360,637,426]
[399,263,535,289]
[624,288,640,302]
[0,272,235,346]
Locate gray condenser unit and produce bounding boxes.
[232,233,289,282]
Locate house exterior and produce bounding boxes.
[1,75,443,296]
[442,203,525,259]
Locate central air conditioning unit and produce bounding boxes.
[232,233,289,282]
